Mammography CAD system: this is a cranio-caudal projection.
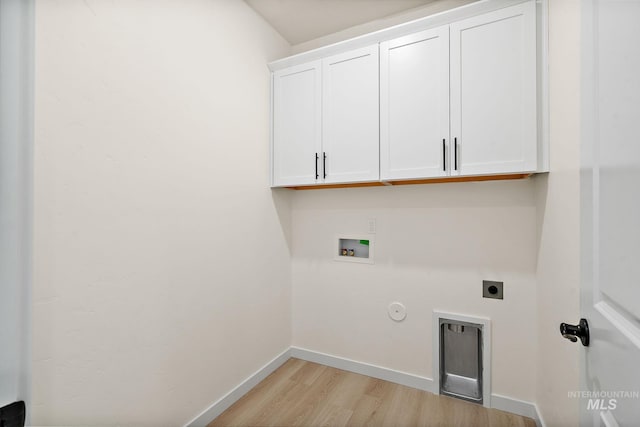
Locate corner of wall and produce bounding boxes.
[534,0,581,425]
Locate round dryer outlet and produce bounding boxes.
[388,302,406,321]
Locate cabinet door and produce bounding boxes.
[450,2,537,176]
[380,26,450,180]
[272,61,322,187]
[322,45,379,184]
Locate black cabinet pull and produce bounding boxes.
[442,139,446,171]
[315,152,319,179]
[454,137,458,170]
[323,152,327,179]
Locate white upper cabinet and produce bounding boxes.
[380,26,450,180]
[272,61,322,187]
[270,0,542,187]
[450,2,537,176]
[322,45,380,184]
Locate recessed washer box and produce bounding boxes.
[334,234,374,264]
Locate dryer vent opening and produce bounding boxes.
[439,318,483,404]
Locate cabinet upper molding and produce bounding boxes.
[268,0,532,72]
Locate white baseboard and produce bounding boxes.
[491,393,539,420]
[490,395,543,425]
[292,347,539,422]
[185,346,542,427]
[290,346,436,393]
[183,348,291,427]
[534,403,547,427]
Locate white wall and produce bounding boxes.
[0,0,33,411]
[32,1,291,425]
[291,180,538,402]
[535,0,581,425]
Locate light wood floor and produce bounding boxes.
[209,358,536,427]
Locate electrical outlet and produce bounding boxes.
[482,280,503,300]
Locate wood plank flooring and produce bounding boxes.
[208,358,536,427]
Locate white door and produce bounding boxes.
[0,0,31,411]
[450,2,537,176]
[579,1,640,425]
[322,45,379,184]
[272,61,322,187]
[380,26,450,180]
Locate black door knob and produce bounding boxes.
[560,318,590,347]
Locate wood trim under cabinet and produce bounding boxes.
[284,173,532,190]
[285,181,388,190]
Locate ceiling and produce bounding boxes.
[245,0,438,46]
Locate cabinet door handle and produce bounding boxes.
[454,137,458,171]
[442,139,446,172]
[323,152,327,179]
[315,152,319,179]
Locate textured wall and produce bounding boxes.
[33,1,291,424]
